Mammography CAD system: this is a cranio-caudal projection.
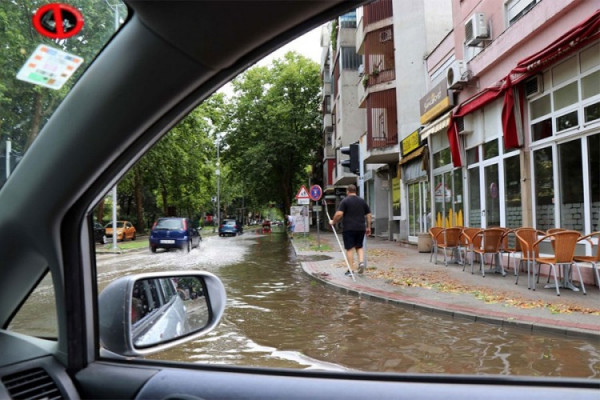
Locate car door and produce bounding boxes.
[1,2,599,400]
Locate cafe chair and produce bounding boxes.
[432,227,463,267]
[472,228,505,277]
[574,231,600,291]
[459,227,482,274]
[429,227,444,263]
[533,230,586,296]
[499,228,520,276]
[514,228,545,288]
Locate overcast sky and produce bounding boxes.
[219,25,323,97]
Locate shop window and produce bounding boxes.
[588,134,600,231]
[581,70,599,100]
[466,147,479,165]
[584,102,600,124]
[504,155,521,228]
[553,81,578,111]
[483,139,499,160]
[534,147,554,230]
[530,94,550,119]
[559,140,584,230]
[468,167,481,227]
[556,110,579,132]
[433,148,451,169]
[532,119,552,142]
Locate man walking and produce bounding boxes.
[329,184,372,275]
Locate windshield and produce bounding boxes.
[4,0,600,383]
[0,0,127,190]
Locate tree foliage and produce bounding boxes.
[226,52,322,214]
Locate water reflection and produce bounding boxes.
[125,234,599,377]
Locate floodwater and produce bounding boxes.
[95,233,600,378]
[13,232,598,377]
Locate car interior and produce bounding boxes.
[0,1,598,399]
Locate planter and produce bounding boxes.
[417,233,432,253]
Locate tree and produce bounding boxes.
[226,52,321,214]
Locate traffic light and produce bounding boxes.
[340,142,359,175]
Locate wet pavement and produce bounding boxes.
[293,232,600,340]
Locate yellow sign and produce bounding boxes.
[401,129,420,156]
[420,96,451,125]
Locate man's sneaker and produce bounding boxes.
[358,262,365,274]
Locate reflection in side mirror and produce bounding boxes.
[132,276,208,348]
[99,271,226,357]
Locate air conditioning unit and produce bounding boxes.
[465,12,490,47]
[446,60,469,90]
[524,74,543,98]
[456,116,473,135]
[379,28,392,42]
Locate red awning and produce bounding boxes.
[448,9,600,167]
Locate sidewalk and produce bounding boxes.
[292,232,600,339]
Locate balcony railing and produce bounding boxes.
[363,0,393,26]
[365,68,395,86]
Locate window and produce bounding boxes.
[505,0,539,26]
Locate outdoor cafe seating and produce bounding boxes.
[459,227,482,274]
[574,231,600,291]
[428,224,598,294]
[471,228,506,277]
[532,230,586,296]
[514,228,546,289]
[430,227,462,267]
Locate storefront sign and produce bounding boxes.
[401,129,420,156]
[419,78,454,125]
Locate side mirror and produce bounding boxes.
[99,271,226,357]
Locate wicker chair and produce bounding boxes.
[574,231,600,290]
[432,227,463,267]
[459,227,482,273]
[514,228,546,288]
[499,228,520,276]
[533,230,586,296]
[471,228,506,277]
[428,227,444,263]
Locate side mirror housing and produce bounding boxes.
[99,271,226,357]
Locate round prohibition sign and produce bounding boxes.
[33,3,84,39]
[309,185,322,201]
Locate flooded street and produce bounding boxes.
[95,233,600,377]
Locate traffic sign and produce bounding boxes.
[33,3,84,40]
[295,185,310,199]
[309,185,322,201]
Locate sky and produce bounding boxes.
[257,26,323,66]
[219,26,323,97]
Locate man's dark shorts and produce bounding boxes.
[342,230,365,250]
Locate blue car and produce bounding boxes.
[218,219,243,237]
[149,217,202,253]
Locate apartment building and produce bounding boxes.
[425,0,599,243]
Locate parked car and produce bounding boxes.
[0,1,597,400]
[149,217,201,252]
[105,220,136,241]
[94,222,108,244]
[218,219,243,237]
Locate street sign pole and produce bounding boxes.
[309,185,323,249]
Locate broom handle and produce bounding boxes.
[323,200,355,281]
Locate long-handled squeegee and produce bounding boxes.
[323,199,355,281]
